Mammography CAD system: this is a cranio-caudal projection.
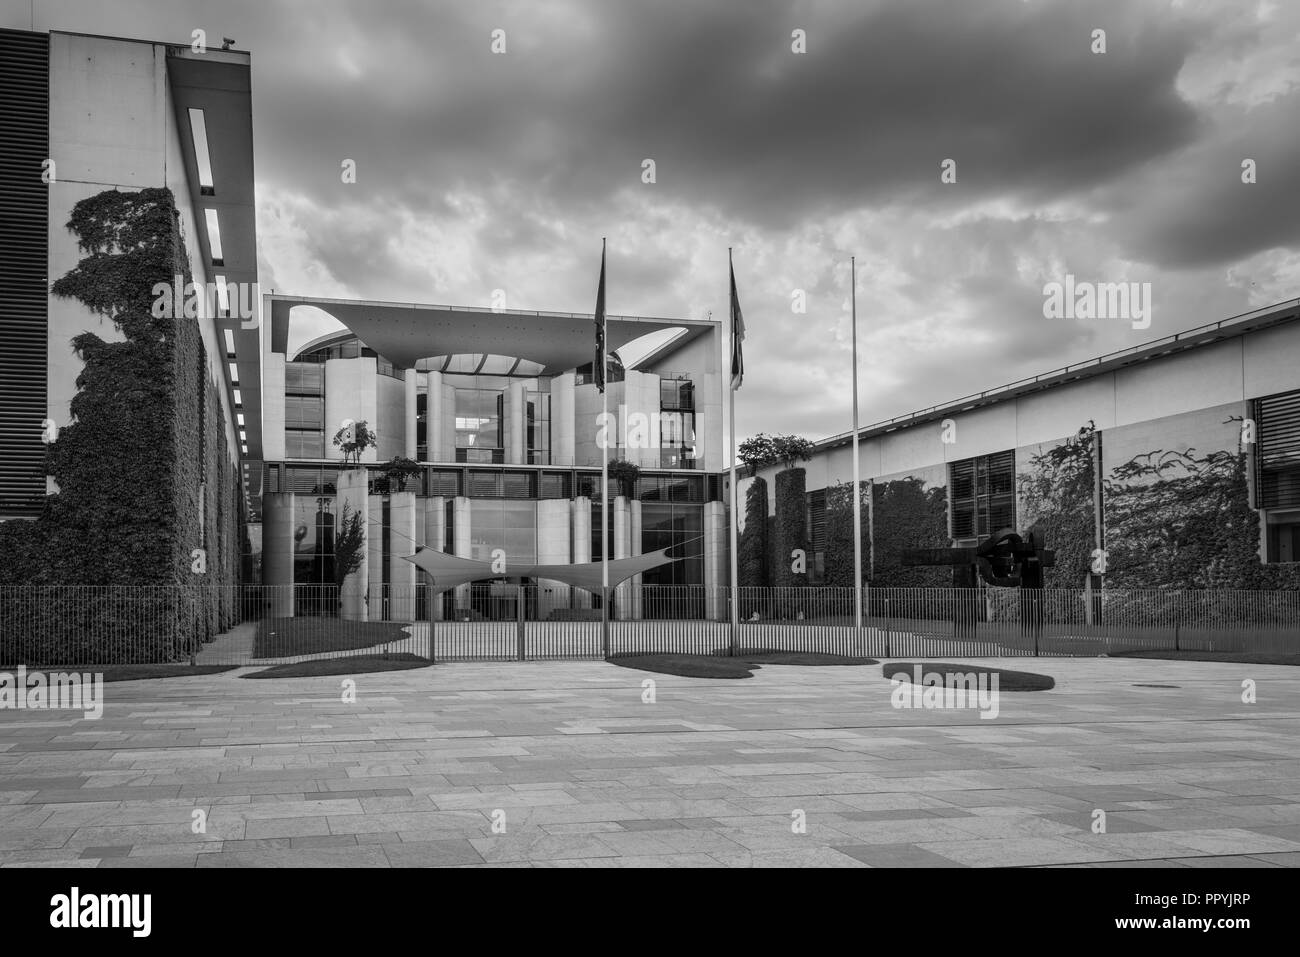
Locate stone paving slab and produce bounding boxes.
[1,656,1299,867]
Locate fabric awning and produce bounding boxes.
[402,547,680,595]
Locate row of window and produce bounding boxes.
[264,463,720,504]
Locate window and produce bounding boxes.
[660,377,694,412]
[428,469,459,497]
[284,362,325,460]
[416,392,428,461]
[1256,390,1300,510]
[949,450,1015,542]
[540,471,572,500]
[806,489,827,582]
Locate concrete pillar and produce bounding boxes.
[613,496,632,620]
[452,496,472,616]
[571,496,592,608]
[389,491,417,621]
[441,383,456,464]
[262,353,286,461]
[423,496,447,620]
[427,370,443,463]
[367,495,384,619]
[553,372,575,466]
[630,499,643,619]
[704,500,727,621]
[262,492,295,618]
[336,469,369,621]
[404,369,418,459]
[507,381,526,464]
[536,498,572,616]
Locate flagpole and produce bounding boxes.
[600,238,610,658]
[728,248,739,655]
[851,255,862,633]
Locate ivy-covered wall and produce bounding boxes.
[737,476,768,588]
[823,480,869,587]
[1017,423,1098,588]
[1104,448,1300,589]
[0,187,243,663]
[869,476,949,587]
[773,468,808,587]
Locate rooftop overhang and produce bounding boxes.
[818,296,1300,452]
[266,294,715,374]
[165,45,261,460]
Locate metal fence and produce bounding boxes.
[0,585,1296,666]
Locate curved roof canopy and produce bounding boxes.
[268,294,715,374]
[404,547,681,594]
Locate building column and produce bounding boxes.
[336,469,369,621]
[262,492,295,618]
[536,498,571,616]
[630,499,643,619]
[367,494,384,620]
[441,382,456,464]
[452,496,472,616]
[553,372,576,466]
[404,369,418,460]
[423,496,446,620]
[613,495,632,620]
[389,491,417,621]
[507,380,526,464]
[571,495,592,607]
[704,499,727,621]
[427,370,443,463]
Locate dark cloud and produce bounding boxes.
[5,0,1296,443]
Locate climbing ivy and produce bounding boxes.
[0,188,243,663]
[1018,422,1097,588]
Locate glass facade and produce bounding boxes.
[292,494,336,613]
[269,335,719,609]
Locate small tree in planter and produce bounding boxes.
[771,434,814,471]
[375,455,422,495]
[332,419,376,466]
[738,433,778,477]
[607,458,641,500]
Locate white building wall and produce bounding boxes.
[46,34,237,461]
[324,357,379,464]
[753,321,1300,509]
[262,352,286,461]
[375,373,405,461]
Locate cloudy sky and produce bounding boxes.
[7,0,1300,446]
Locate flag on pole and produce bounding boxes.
[729,258,745,390]
[594,242,607,394]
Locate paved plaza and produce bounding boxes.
[1,657,1299,868]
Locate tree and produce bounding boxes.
[738,433,777,476]
[333,420,376,465]
[607,458,641,499]
[771,434,815,471]
[378,455,422,494]
[333,502,366,588]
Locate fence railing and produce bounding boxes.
[0,585,1296,666]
